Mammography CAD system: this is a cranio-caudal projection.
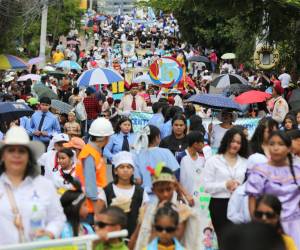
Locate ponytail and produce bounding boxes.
[287,153,300,190]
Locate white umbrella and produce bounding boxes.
[43,65,55,72]
[221,53,236,60]
[17,74,41,82]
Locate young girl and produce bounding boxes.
[160,114,189,156]
[253,194,297,250]
[98,151,148,237]
[130,166,201,250]
[295,110,300,129]
[246,131,300,249]
[103,117,136,162]
[60,181,94,238]
[282,113,297,132]
[53,148,76,194]
[144,203,186,250]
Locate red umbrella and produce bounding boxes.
[234,90,272,104]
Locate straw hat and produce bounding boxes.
[0,126,45,159]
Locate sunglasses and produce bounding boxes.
[96,221,116,228]
[254,211,277,219]
[154,225,177,233]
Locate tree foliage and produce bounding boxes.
[0,0,82,56]
[147,0,300,72]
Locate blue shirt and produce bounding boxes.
[61,222,94,238]
[103,132,136,162]
[83,155,98,201]
[29,111,61,142]
[20,116,31,134]
[148,113,164,129]
[0,131,3,140]
[134,147,180,193]
[160,120,172,139]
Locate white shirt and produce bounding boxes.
[179,150,206,196]
[98,184,149,207]
[247,153,268,170]
[210,124,229,149]
[51,166,76,192]
[119,94,147,112]
[0,174,65,245]
[278,73,291,89]
[202,154,247,198]
[38,150,57,179]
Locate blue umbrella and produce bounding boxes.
[187,94,242,111]
[0,102,34,122]
[77,67,123,88]
[96,15,107,21]
[56,60,82,71]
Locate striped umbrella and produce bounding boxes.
[210,74,248,88]
[77,67,124,88]
[0,54,27,70]
[56,60,82,71]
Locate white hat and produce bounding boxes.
[0,126,45,159]
[52,133,69,144]
[112,151,135,168]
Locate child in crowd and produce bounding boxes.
[98,151,149,237]
[64,111,81,138]
[60,180,94,238]
[144,202,186,249]
[130,166,201,250]
[94,206,129,250]
[288,129,300,164]
[282,114,297,132]
[53,148,76,194]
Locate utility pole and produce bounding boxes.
[89,0,93,10]
[39,0,48,67]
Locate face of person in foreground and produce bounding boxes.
[154,215,177,246]
[153,181,175,202]
[2,145,29,176]
[254,202,279,227]
[268,135,289,163]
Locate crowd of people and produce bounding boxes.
[0,9,300,250]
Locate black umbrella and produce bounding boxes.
[223,83,253,96]
[288,88,300,110]
[188,55,210,63]
[0,102,34,122]
[210,74,249,88]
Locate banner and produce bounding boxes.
[130,112,260,138]
[122,41,135,57]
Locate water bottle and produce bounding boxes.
[29,192,44,241]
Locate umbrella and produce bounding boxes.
[56,60,82,71]
[47,71,66,79]
[188,55,210,63]
[96,15,107,21]
[66,40,79,45]
[0,102,34,122]
[223,83,253,95]
[221,53,236,60]
[210,74,248,88]
[0,54,27,70]
[234,90,272,104]
[33,83,58,100]
[132,74,153,84]
[28,56,45,65]
[77,67,124,88]
[51,99,73,114]
[187,94,242,111]
[288,88,300,110]
[43,65,56,72]
[17,74,41,82]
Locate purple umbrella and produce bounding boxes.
[28,56,45,65]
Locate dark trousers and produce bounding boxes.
[209,198,232,247]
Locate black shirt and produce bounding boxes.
[160,134,189,156]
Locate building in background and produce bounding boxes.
[97,0,135,15]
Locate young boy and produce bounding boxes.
[288,130,300,165]
[178,131,206,199]
[130,166,201,250]
[94,206,128,250]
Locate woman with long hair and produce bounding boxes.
[246,131,300,249]
[203,127,249,245]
